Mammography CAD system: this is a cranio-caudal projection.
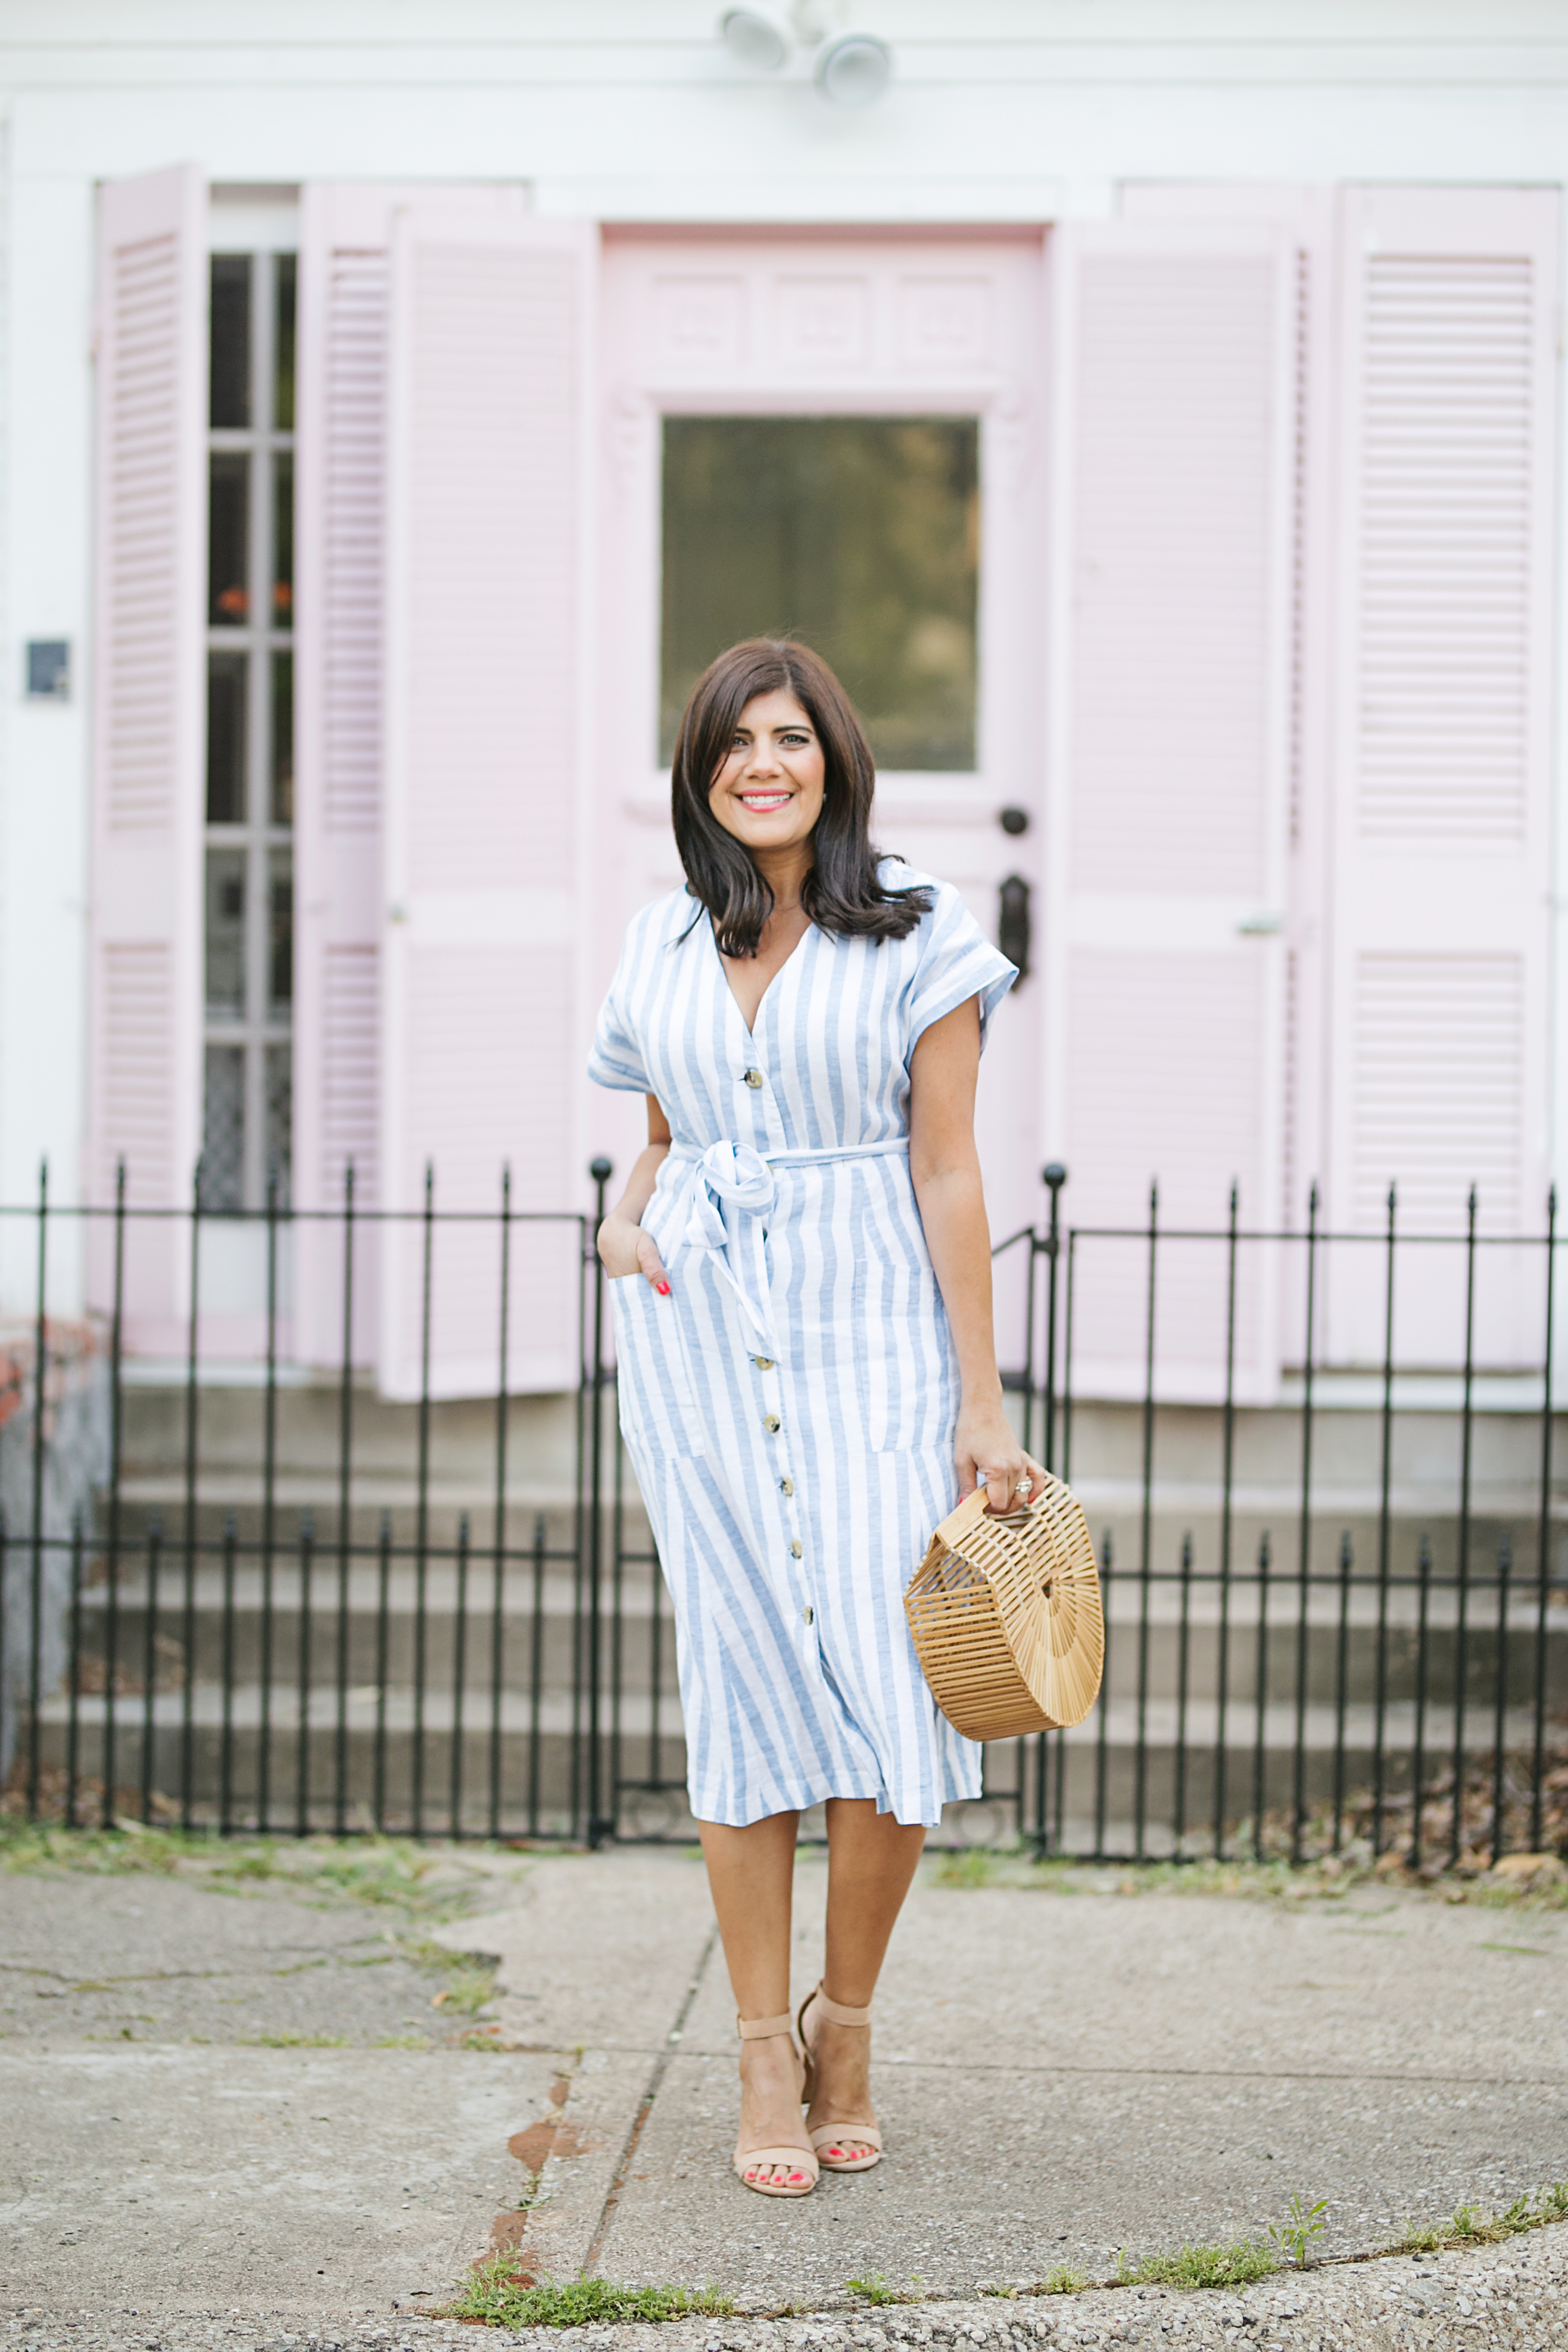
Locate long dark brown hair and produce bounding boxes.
[671,637,932,959]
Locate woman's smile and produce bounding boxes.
[708,687,827,852]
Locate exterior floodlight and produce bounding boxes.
[816,32,892,105]
[720,8,792,71]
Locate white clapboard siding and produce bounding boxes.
[1043,220,1295,1403]
[1326,188,1557,1371]
[379,208,596,1400]
[294,184,530,1370]
[87,165,207,1344]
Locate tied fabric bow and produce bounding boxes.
[684,1141,777,1348]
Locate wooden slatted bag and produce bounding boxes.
[904,1477,1105,1740]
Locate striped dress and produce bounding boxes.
[588,861,1017,1828]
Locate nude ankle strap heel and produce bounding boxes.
[799,1985,884,2164]
[797,1981,883,2173]
[732,2012,818,2197]
[803,1986,872,2029]
[735,2011,795,2041]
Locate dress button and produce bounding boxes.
[803,1606,814,1625]
[752,1356,775,1372]
[743,1068,764,1089]
[780,1477,793,1496]
[790,1541,803,1559]
[763,1415,781,1434]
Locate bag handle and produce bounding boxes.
[934,1481,1047,1549]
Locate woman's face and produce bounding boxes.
[707,689,826,859]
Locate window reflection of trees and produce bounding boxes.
[660,417,980,771]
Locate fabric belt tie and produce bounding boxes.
[672,1136,911,1351]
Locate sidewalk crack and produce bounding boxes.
[580,1923,719,2280]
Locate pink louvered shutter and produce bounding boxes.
[87,165,207,1342]
[379,208,596,1400]
[1324,188,1558,1368]
[1043,219,1296,1402]
[294,185,547,1371]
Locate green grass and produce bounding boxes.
[443,2263,733,2329]
[1118,2241,1279,2291]
[425,1960,499,2015]
[933,1849,999,1889]
[1036,2264,1087,2295]
[241,2031,348,2048]
[845,2273,903,2305]
[0,1820,509,1922]
[1398,2185,1568,2255]
[1401,2182,1568,2258]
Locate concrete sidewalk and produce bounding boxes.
[2,1842,1565,2335]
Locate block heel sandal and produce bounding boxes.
[732,2011,819,2197]
[797,1982,883,2172]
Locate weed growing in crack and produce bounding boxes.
[846,2275,903,2306]
[1120,2242,1279,2291]
[1267,2193,1329,2267]
[1396,2184,1568,2256]
[442,2265,733,2329]
[1036,2266,1087,2295]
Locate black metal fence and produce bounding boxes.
[1,1158,1563,1864]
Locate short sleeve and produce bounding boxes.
[588,938,653,1095]
[904,879,1018,1058]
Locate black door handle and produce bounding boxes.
[999,873,1031,981]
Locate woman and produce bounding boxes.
[590,638,1045,2198]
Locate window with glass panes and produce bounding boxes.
[205,250,295,1211]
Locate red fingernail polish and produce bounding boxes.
[656,1280,671,1296]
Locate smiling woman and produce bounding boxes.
[589,636,1030,2204]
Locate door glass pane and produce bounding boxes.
[208,453,250,624]
[270,650,294,824]
[207,652,248,823]
[274,254,297,432]
[205,847,247,1016]
[268,851,294,1018]
[273,451,294,624]
[265,1043,293,1203]
[202,1045,245,1212]
[210,256,251,428]
[660,416,979,770]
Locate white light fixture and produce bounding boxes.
[816,32,893,107]
[718,5,893,104]
[719,7,792,71]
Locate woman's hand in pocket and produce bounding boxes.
[597,1213,671,1295]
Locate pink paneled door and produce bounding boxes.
[594,230,1049,1367]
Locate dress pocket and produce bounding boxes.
[854,1263,955,1453]
[610,1276,706,1459]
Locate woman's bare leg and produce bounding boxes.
[698,1811,813,2189]
[806,1798,927,2160]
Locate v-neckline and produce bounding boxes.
[712,914,813,1041]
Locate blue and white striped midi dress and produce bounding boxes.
[588,861,1017,1829]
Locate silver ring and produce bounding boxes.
[1015,1476,1033,1496]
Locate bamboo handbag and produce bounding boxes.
[904,1476,1105,1741]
